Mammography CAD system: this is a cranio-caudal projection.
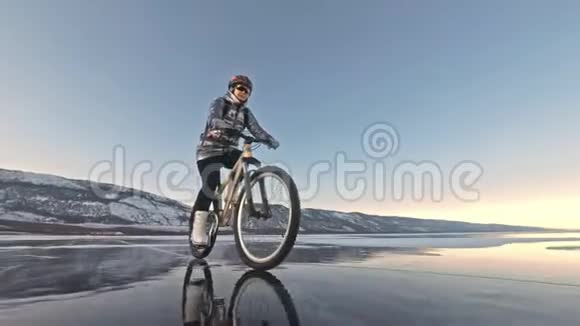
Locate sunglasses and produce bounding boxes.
[235,86,250,94]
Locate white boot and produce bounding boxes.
[191,211,209,246]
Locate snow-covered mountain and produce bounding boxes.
[0,168,189,226]
[0,168,546,233]
[239,205,544,233]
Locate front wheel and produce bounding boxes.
[233,166,301,270]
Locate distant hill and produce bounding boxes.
[0,168,548,235]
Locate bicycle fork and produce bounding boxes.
[243,163,272,219]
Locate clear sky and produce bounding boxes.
[1,0,579,228]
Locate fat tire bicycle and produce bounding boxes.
[189,132,301,270]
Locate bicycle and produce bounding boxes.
[182,259,300,326]
[188,131,301,270]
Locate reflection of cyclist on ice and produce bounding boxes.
[182,259,300,326]
[190,75,279,247]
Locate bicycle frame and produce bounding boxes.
[213,142,271,227]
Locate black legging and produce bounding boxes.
[191,149,242,217]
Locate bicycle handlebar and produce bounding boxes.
[238,133,260,144]
[224,129,268,145]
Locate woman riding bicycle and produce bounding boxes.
[191,75,279,246]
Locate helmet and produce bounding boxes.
[228,75,253,92]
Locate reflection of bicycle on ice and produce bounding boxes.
[182,259,300,326]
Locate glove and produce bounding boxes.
[267,137,280,149]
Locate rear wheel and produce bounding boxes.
[233,166,301,270]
